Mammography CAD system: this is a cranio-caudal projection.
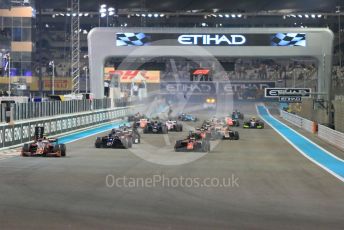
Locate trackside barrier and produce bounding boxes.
[0,98,134,123]
[280,110,317,134]
[318,125,344,151]
[0,106,134,149]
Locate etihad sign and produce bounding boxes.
[178,34,246,46]
[264,88,311,98]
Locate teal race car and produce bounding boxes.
[178,113,198,122]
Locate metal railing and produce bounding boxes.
[318,124,344,151]
[0,98,133,123]
[280,110,315,133]
[0,106,133,149]
[281,109,344,151]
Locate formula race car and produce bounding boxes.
[195,128,211,140]
[243,117,264,129]
[134,118,149,129]
[232,110,244,120]
[225,117,240,127]
[178,113,198,122]
[95,130,133,148]
[174,131,210,152]
[203,97,216,109]
[143,121,168,134]
[201,119,239,140]
[128,112,147,122]
[21,127,66,157]
[165,120,183,132]
[210,125,240,140]
[111,125,141,144]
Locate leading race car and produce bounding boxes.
[165,120,183,132]
[95,130,133,148]
[178,113,198,122]
[203,97,216,109]
[21,127,66,157]
[243,117,264,129]
[143,120,168,134]
[174,131,210,152]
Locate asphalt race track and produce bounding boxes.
[0,104,343,229]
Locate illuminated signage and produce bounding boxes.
[116,33,306,47]
[104,68,160,83]
[177,34,246,45]
[193,69,210,75]
[279,96,302,103]
[160,81,276,95]
[160,82,217,94]
[265,88,311,98]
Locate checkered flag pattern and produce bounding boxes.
[116,33,148,46]
[271,33,306,47]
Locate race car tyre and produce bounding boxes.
[174,140,183,152]
[127,138,133,148]
[122,138,129,149]
[95,137,102,148]
[234,131,239,140]
[59,144,66,156]
[201,141,208,152]
[23,143,30,153]
[53,145,61,155]
[176,124,183,132]
[175,140,182,148]
[210,130,217,139]
[196,142,203,152]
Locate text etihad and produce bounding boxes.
[178,34,246,46]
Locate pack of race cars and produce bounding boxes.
[106,111,264,152]
[21,111,265,156]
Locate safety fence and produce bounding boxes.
[280,110,316,133]
[318,124,344,151]
[277,109,344,152]
[0,98,133,123]
[0,106,133,149]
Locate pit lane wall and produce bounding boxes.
[280,109,344,151]
[333,96,344,133]
[318,125,344,151]
[280,110,315,133]
[0,107,132,149]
